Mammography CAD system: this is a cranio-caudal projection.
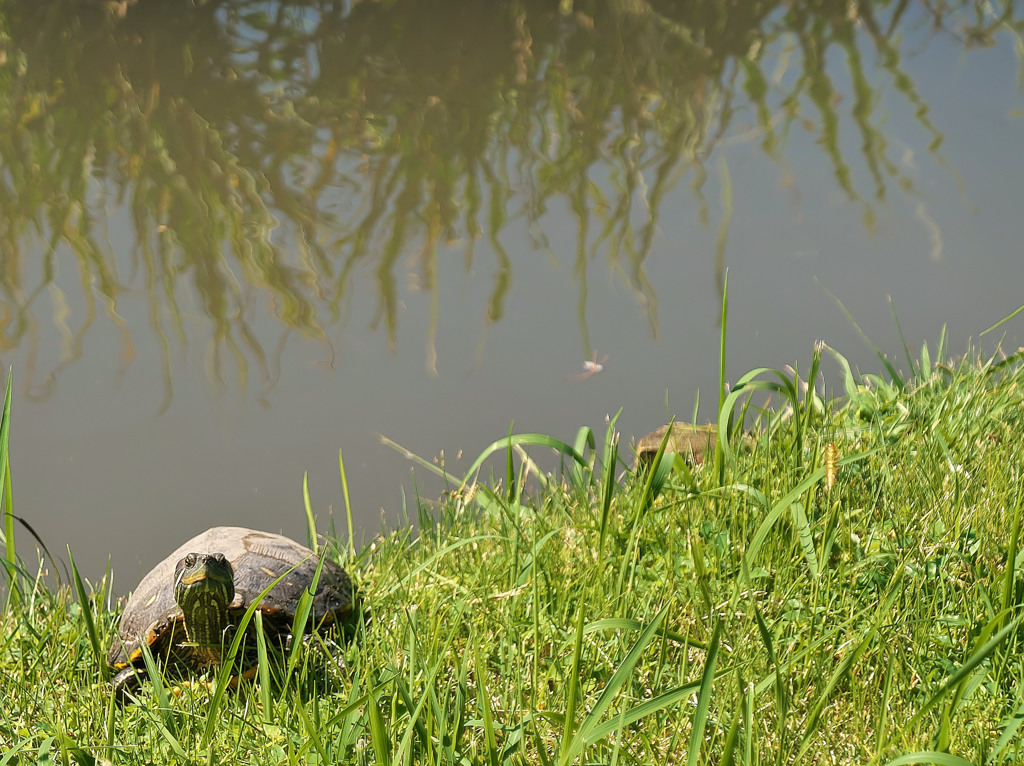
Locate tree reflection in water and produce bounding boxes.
[0,0,1017,404]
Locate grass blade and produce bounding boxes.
[584,680,703,742]
[561,605,671,764]
[789,502,819,579]
[1001,481,1024,630]
[202,556,314,746]
[68,547,106,681]
[797,589,898,759]
[0,368,15,604]
[254,611,273,725]
[980,303,1024,336]
[820,282,905,387]
[474,644,500,766]
[714,268,729,486]
[742,448,877,579]
[597,423,619,561]
[138,638,173,720]
[906,612,1023,732]
[367,687,392,765]
[741,466,826,576]
[686,620,723,766]
[988,698,1024,764]
[302,471,318,554]
[560,600,588,760]
[339,448,355,559]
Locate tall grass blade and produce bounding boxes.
[797,589,898,759]
[742,448,876,578]
[68,547,106,681]
[718,681,742,766]
[875,649,896,754]
[382,432,590,497]
[825,343,860,398]
[584,679,703,742]
[988,699,1024,764]
[744,678,754,766]
[790,502,819,579]
[394,602,467,764]
[147,715,186,760]
[506,423,516,502]
[980,303,1024,336]
[302,471,317,554]
[560,600,588,760]
[796,342,824,462]
[292,697,330,763]
[640,451,674,515]
[452,655,470,760]
[906,612,1023,732]
[395,646,431,756]
[530,717,557,766]
[988,348,1024,375]
[339,448,356,559]
[561,606,670,764]
[571,425,597,495]
[285,553,324,680]
[254,611,273,725]
[474,644,500,766]
[890,299,916,377]
[0,737,33,766]
[202,558,310,746]
[581,617,702,647]
[717,369,795,464]
[919,340,932,379]
[741,466,826,575]
[367,687,392,765]
[303,689,372,755]
[686,620,723,766]
[0,368,15,604]
[137,638,173,722]
[380,433,459,481]
[597,414,621,558]
[819,282,905,387]
[714,269,729,486]
[1001,480,1023,630]
[752,606,788,737]
[635,423,675,514]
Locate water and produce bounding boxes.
[2,1,1022,590]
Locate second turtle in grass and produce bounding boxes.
[634,423,718,468]
[108,526,356,701]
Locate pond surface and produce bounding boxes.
[2,1,1022,588]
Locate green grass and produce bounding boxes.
[3,335,1024,764]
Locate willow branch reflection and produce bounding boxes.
[0,0,1017,403]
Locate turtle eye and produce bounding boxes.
[184,554,197,567]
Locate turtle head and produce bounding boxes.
[173,552,236,660]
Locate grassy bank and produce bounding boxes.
[3,336,1024,765]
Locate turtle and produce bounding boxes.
[108,526,355,701]
[634,423,718,468]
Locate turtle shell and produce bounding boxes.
[634,423,718,468]
[108,526,354,672]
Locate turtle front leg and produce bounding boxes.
[111,665,143,705]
